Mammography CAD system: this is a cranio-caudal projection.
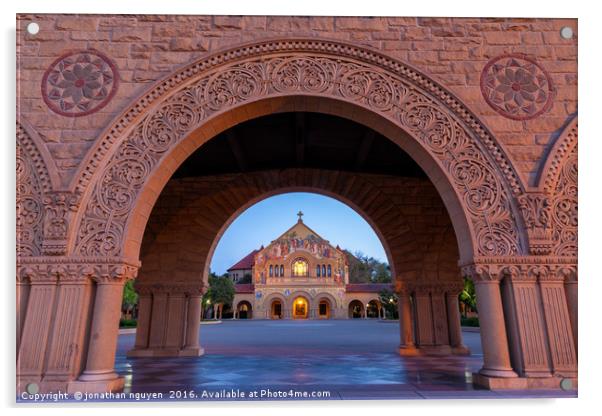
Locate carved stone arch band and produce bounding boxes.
[16,119,61,257]
[70,38,527,262]
[538,116,578,257]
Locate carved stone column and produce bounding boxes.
[396,282,417,355]
[17,264,59,391]
[413,289,434,348]
[502,265,552,378]
[444,283,470,355]
[431,287,451,353]
[463,264,518,384]
[16,271,31,353]
[538,265,577,377]
[42,265,94,390]
[561,266,578,351]
[133,288,152,350]
[69,262,138,393]
[183,294,203,356]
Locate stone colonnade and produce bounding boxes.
[397,281,469,356]
[17,258,139,393]
[128,282,204,357]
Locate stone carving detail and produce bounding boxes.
[550,145,577,256]
[74,40,524,258]
[17,257,139,284]
[518,193,553,255]
[16,124,49,257]
[480,54,555,121]
[42,192,79,255]
[41,49,119,117]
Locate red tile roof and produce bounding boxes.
[227,250,258,271]
[345,283,393,293]
[234,284,255,293]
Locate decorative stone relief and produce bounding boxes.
[42,192,79,255]
[41,49,119,117]
[73,40,525,260]
[480,54,555,121]
[517,193,553,255]
[550,144,577,257]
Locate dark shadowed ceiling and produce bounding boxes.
[173,112,427,179]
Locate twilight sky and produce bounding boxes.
[210,192,388,275]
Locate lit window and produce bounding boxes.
[292,259,308,276]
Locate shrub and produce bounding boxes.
[461,316,479,327]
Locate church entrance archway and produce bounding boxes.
[367,300,380,319]
[236,301,252,320]
[270,300,283,320]
[349,300,365,319]
[292,297,309,320]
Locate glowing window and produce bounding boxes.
[292,259,309,277]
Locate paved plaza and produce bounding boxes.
[114,320,576,401]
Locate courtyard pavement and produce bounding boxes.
[114,320,577,401]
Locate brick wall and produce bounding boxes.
[17,15,577,187]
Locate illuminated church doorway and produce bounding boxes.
[292,297,309,319]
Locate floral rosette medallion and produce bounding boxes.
[41,49,119,117]
[480,54,555,121]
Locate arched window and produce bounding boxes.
[269,265,273,277]
[327,265,332,277]
[292,258,309,277]
[274,265,279,277]
[280,265,284,276]
[316,265,321,277]
[322,265,326,277]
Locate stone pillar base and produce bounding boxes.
[398,346,420,356]
[399,345,465,356]
[452,345,471,355]
[127,347,205,358]
[473,373,578,390]
[68,377,125,394]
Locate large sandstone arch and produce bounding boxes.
[16,38,578,394]
[69,38,528,265]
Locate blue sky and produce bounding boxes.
[210,192,388,275]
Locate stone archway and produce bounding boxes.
[16,38,578,394]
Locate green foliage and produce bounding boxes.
[459,276,477,316]
[346,251,391,283]
[378,289,398,319]
[119,318,137,328]
[122,280,138,310]
[461,316,480,327]
[204,271,235,307]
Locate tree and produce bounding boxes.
[121,280,138,320]
[459,276,477,317]
[346,251,391,283]
[378,288,398,320]
[203,272,235,319]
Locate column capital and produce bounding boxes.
[461,257,577,284]
[17,256,140,284]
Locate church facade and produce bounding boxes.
[229,213,390,320]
